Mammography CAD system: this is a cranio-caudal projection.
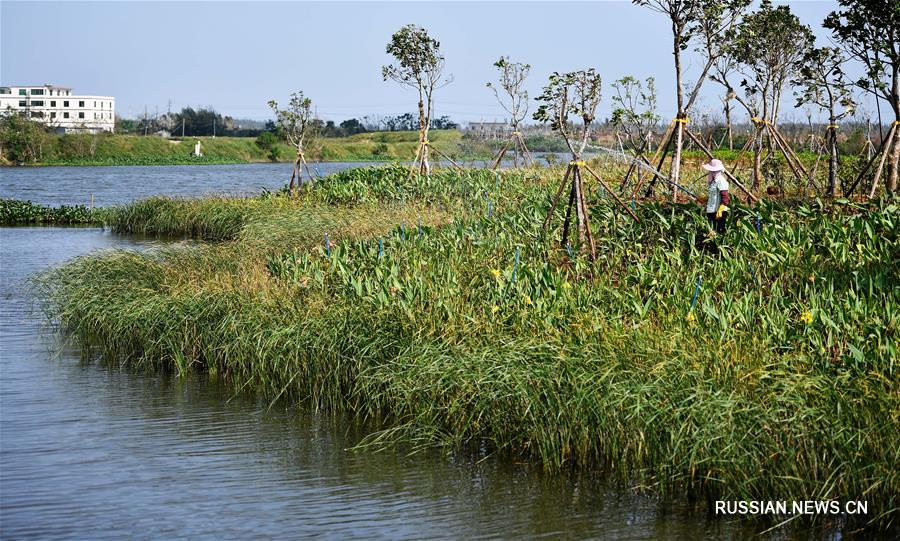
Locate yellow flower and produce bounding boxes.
[524,295,533,306]
[491,305,500,314]
[800,310,813,324]
[686,312,696,323]
[490,268,501,279]
[562,281,572,289]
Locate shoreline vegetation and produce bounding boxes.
[36,164,899,532]
[0,129,865,169]
[0,130,496,167]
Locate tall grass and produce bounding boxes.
[41,164,900,531]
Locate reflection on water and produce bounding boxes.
[0,162,361,207]
[0,156,568,208]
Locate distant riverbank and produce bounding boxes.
[2,130,498,167]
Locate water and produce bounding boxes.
[0,166,856,539]
[0,162,367,207]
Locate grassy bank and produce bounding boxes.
[15,130,491,166]
[42,164,899,531]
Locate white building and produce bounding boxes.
[0,84,115,133]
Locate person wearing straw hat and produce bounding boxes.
[702,158,730,235]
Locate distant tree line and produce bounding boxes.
[116,107,459,139]
[311,113,458,137]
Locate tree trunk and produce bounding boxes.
[289,151,302,195]
[671,32,685,201]
[417,97,429,175]
[827,123,838,197]
[752,125,764,189]
[573,168,586,249]
[888,126,900,193]
[724,100,733,151]
[885,66,899,193]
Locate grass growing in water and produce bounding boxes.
[1,198,106,225]
[42,164,900,531]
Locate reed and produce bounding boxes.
[41,164,900,531]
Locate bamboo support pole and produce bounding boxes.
[427,143,465,172]
[408,141,424,179]
[561,181,576,247]
[583,163,640,222]
[491,139,512,170]
[543,164,573,235]
[846,123,896,196]
[632,123,676,200]
[684,128,758,203]
[767,124,808,182]
[727,131,755,174]
[575,168,597,260]
[516,133,534,166]
[868,125,898,198]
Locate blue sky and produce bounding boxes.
[1,1,871,124]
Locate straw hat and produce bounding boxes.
[702,159,725,172]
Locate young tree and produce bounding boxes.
[632,0,749,199]
[795,47,857,196]
[268,91,314,195]
[611,76,660,155]
[486,56,532,167]
[610,76,660,192]
[725,0,814,187]
[382,24,451,175]
[535,69,637,262]
[825,0,900,194]
[711,54,739,150]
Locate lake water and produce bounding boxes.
[0,164,859,539]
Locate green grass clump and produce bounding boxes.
[1,199,106,225]
[42,164,900,532]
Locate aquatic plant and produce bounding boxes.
[41,166,900,530]
[0,199,105,225]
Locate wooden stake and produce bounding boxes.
[543,164,573,235]
[868,125,898,198]
[684,128,759,203]
[427,143,465,172]
[846,123,896,196]
[582,163,640,222]
[575,168,597,260]
[408,141,424,179]
[767,124,808,182]
[515,132,534,166]
[491,139,512,170]
[561,180,576,247]
[632,122,675,200]
[727,131,755,174]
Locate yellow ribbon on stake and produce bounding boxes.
[672,117,690,124]
[827,124,839,130]
[569,160,586,167]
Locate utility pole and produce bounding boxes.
[213,117,216,137]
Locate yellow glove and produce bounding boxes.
[715,204,728,219]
